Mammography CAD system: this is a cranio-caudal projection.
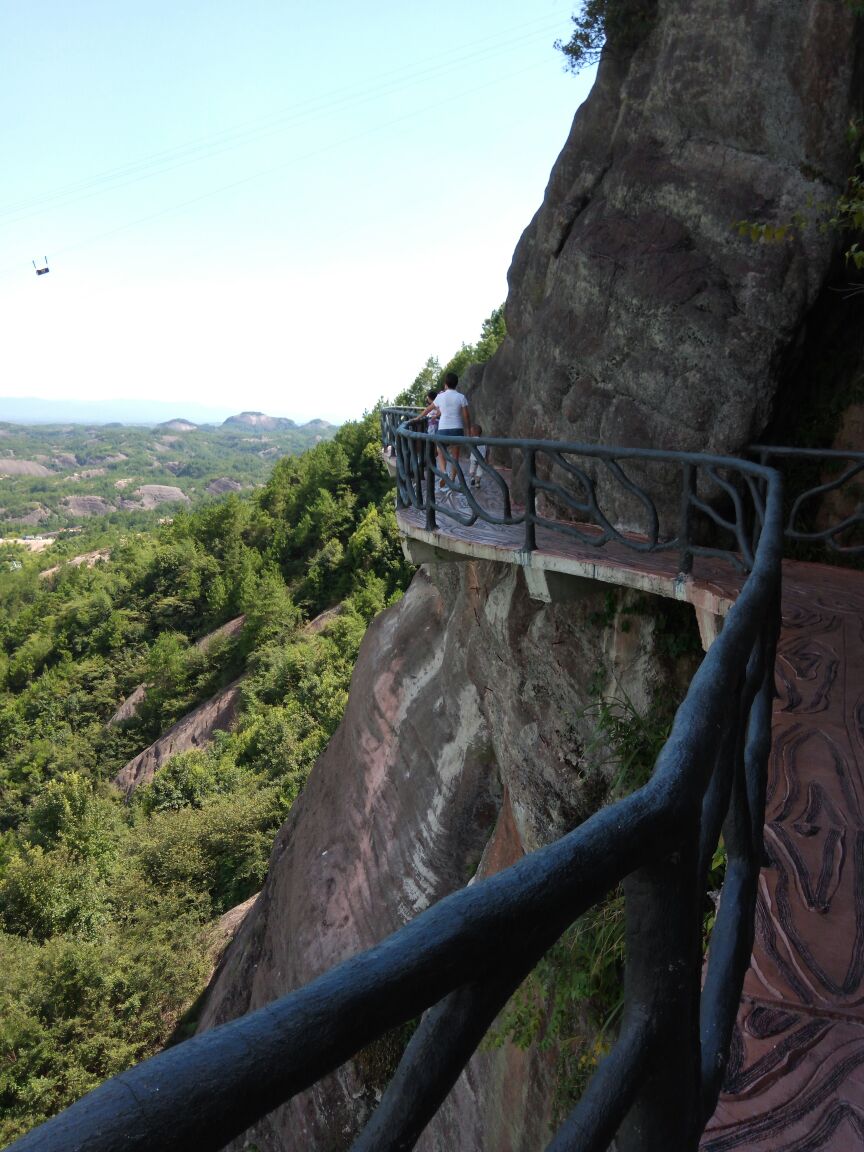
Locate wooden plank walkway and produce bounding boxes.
[397,488,864,1150]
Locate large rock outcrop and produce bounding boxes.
[471,0,863,471]
[199,562,698,1149]
[113,680,243,796]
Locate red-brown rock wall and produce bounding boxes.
[198,561,698,1149]
[471,0,862,471]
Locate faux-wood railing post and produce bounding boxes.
[751,449,771,560]
[411,432,423,507]
[524,449,537,553]
[679,464,695,575]
[617,825,703,1152]
[394,424,406,511]
[425,439,437,531]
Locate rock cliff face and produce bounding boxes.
[199,3,863,1149]
[470,0,862,476]
[199,562,698,1149]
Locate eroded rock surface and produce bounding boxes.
[470,0,862,501]
[8,505,50,525]
[61,495,114,517]
[206,477,244,495]
[107,617,243,726]
[198,561,698,1149]
[0,459,53,476]
[39,548,111,581]
[128,484,191,509]
[107,684,147,727]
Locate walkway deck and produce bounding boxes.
[397,497,864,1149]
[704,560,864,1150]
[397,483,747,646]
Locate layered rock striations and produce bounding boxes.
[199,561,698,1149]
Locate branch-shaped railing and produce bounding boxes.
[393,420,864,570]
[394,417,769,574]
[381,405,423,455]
[10,419,784,1152]
[752,444,864,554]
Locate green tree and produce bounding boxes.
[394,355,442,406]
[0,845,107,941]
[473,306,507,361]
[556,1,657,73]
[836,121,864,271]
[134,747,247,816]
[7,630,55,689]
[26,773,119,875]
[242,567,299,646]
[441,304,507,379]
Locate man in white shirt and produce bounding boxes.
[425,371,470,485]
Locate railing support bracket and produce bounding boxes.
[694,607,725,652]
[523,566,595,604]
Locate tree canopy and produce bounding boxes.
[555,0,657,73]
[0,307,506,1144]
[394,305,506,406]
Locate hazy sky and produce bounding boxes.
[1,2,595,423]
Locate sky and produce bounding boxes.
[1,2,595,425]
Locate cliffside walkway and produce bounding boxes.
[386,411,864,1150]
[10,425,863,1152]
[401,489,864,1147]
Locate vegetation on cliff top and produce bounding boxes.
[393,305,505,408]
[555,0,658,72]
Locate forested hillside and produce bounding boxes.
[0,317,503,1145]
[0,409,408,1142]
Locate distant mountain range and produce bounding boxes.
[0,398,335,429]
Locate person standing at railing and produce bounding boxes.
[407,391,439,485]
[420,371,470,487]
[468,424,487,487]
[409,390,439,433]
[424,389,439,434]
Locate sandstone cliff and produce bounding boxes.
[113,680,243,797]
[199,562,698,1149]
[470,0,863,511]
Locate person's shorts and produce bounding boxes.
[439,428,464,436]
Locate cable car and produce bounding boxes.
[33,257,49,276]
